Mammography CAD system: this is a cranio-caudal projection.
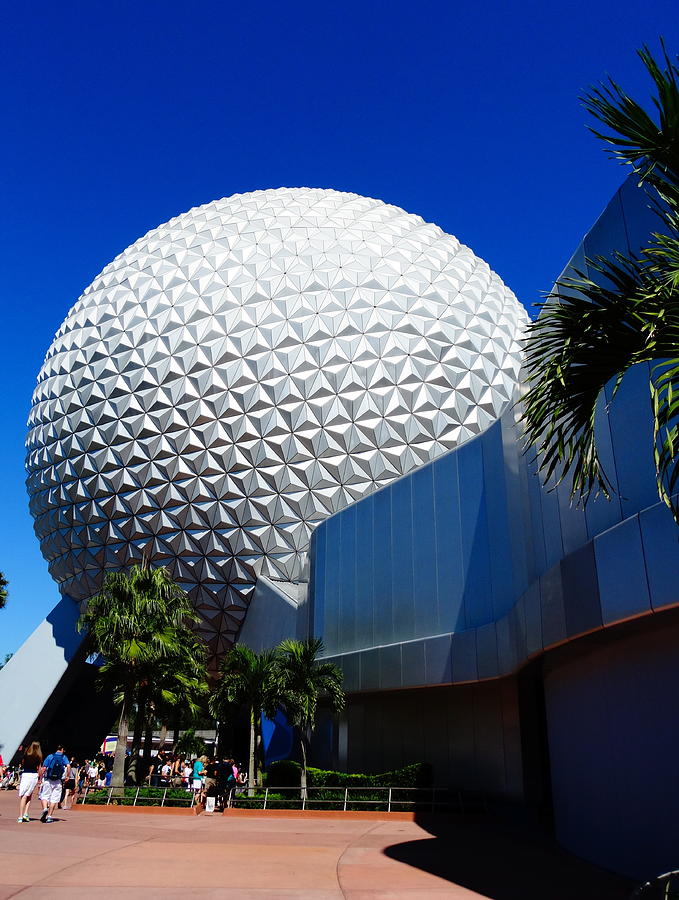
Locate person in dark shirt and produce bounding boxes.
[17,741,42,822]
[204,757,219,798]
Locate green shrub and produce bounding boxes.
[265,761,431,790]
[81,787,193,807]
[230,784,419,812]
[266,759,302,787]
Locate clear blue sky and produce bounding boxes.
[1,0,677,658]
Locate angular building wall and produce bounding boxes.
[544,613,679,882]
[307,179,679,880]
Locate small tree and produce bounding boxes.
[133,632,209,782]
[174,727,206,759]
[273,638,345,799]
[0,571,8,610]
[209,644,279,794]
[78,559,200,790]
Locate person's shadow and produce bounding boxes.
[384,813,635,900]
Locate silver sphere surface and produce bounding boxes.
[26,188,528,658]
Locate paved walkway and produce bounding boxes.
[0,792,633,898]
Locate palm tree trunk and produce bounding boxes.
[112,689,131,793]
[255,728,262,788]
[142,712,154,782]
[128,691,146,784]
[300,732,308,802]
[248,707,256,797]
[157,722,168,754]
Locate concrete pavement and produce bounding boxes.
[0,791,633,898]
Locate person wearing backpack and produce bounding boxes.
[39,744,70,823]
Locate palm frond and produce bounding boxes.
[520,254,657,501]
[651,356,679,514]
[583,42,679,202]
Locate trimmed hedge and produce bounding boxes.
[265,761,431,789]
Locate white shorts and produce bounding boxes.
[192,778,203,791]
[40,778,63,805]
[18,772,39,798]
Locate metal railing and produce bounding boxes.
[77,785,196,808]
[629,870,679,899]
[225,785,488,814]
[75,783,488,814]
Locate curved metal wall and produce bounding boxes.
[308,177,679,692]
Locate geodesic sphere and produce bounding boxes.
[26,187,528,659]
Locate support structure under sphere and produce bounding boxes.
[26,188,528,659]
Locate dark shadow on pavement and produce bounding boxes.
[384,814,635,900]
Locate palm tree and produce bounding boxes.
[521,43,679,522]
[209,644,279,795]
[77,559,200,790]
[152,637,208,758]
[135,632,209,782]
[174,726,206,759]
[273,638,345,799]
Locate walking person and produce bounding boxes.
[77,762,87,796]
[39,744,70,823]
[182,759,192,790]
[62,760,77,809]
[192,755,204,794]
[17,741,42,823]
[87,759,98,787]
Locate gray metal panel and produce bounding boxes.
[355,495,375,650]
[401,639,426,687]
[390,474,415,641]
[561,543,602,638]
[237,576,301,652]
[0,596,83,762]
[424,635,452,685]
[451,628,478,683]
[338,504,357,652]
[584,393,624,538]
[540,565,567,648]
[459,439,493,628]
[433,453,464,633]
[372,488,394,646]
[639,503,679,611]
[359,648,379,692]
[594,516,652,625]
[378,644,403,690]
[411,465,439,638]
[619,177,663,255]
[495,614,517,676]
[310,527,326,639]
[523,581,543,657]
[482,425,515,620]
[582,189,629,263]
[524,452,549,574]
[336,653,360,693]
[539,484,566,572]
[501,412,533,598]
[606,363,658,519]
[556,479,589,557]
[475,622,499,680]
[322,513,341,654]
